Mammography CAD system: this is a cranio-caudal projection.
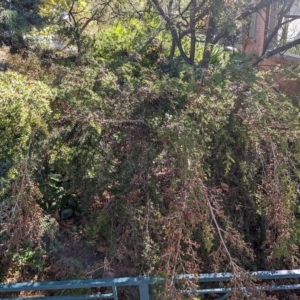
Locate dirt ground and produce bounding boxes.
[0,215,123,298]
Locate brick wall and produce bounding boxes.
[259,56,300,96]
[242,8,300,95]
[244,11,266,55]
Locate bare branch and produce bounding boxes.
[151,0,191,64]
[262,0,295,56]
[68,0,78,26]
[237,0,285,20]
[96,118,149,128]
[179,9,209,39]
[128,0,143,19]
[168,0,174,16]
[213,0,289,46]
[254,37,300,66]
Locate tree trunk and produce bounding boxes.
[168,37,176,60]
[199,16,215,84]
[170,26,191,64]
[189,0,196,65]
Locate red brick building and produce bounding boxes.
[243,1,300,95]
[244,11,266,55]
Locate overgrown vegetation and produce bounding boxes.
[1,0,300,299]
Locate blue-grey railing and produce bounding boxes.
[1,270,300,300]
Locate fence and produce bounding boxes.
[1,269,300,300]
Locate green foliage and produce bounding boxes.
[92,19,144,60]
[10,247,47,272]
[92,17,162,64]
[0,71,53,175]
[0,0,47,52]
[1,5,300,296]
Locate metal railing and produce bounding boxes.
[1,269,300,299]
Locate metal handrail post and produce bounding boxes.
[111,284,118,300]
[138,277,150,300]
[216,293,231,300]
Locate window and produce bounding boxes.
[285,0,300,56]
[249,12,258,39]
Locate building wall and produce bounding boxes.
[287,0,300,42]
[243,6,300,96]
[244,11,267,55]
[259,56,300,96]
